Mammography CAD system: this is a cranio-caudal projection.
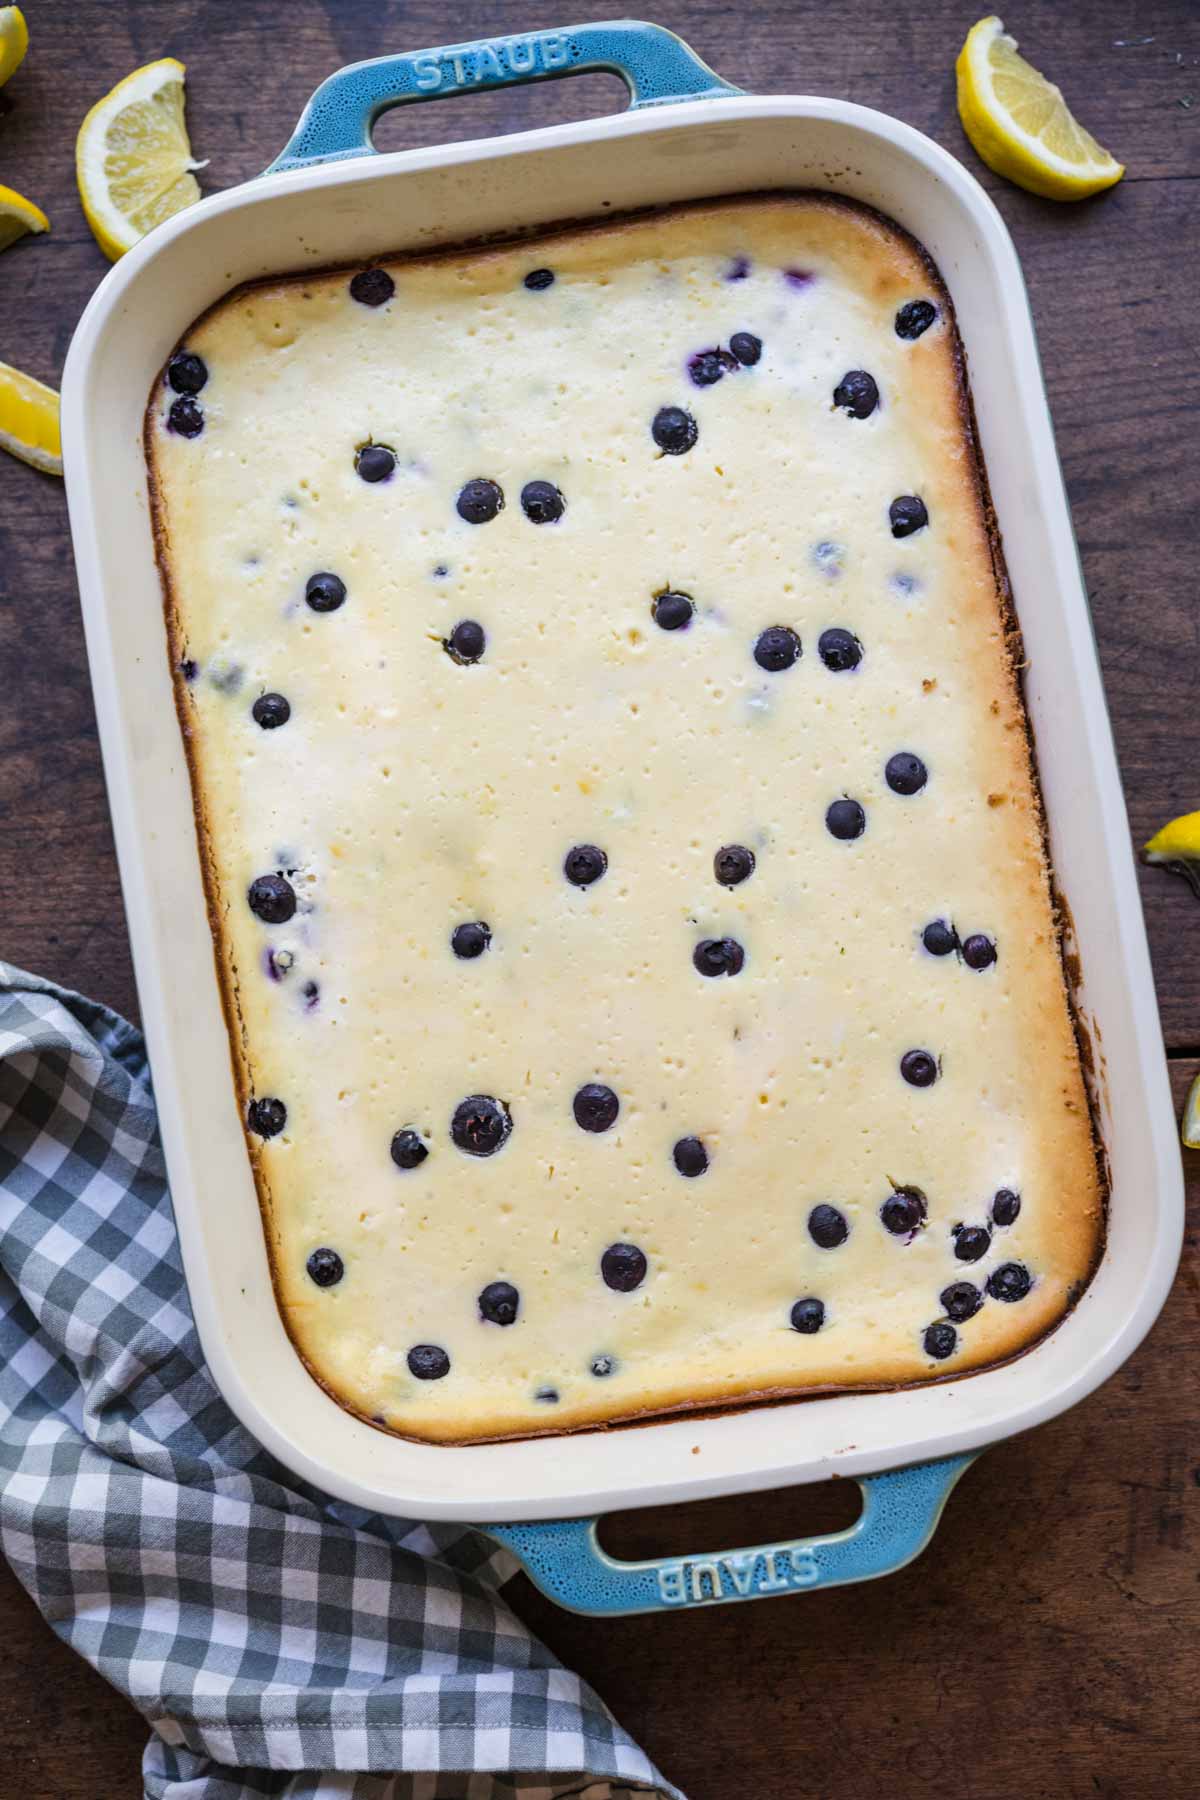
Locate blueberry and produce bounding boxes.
[922,919,958,957]
[167,352,207,395]
[520,479,565,524]
[826,798,866,841]
[651,589,694,631]
[247,1096,286,1138]
[444,619,486,664]
[451,921,491,959]
[730,331,762,366]
[693,937,745,977]
[986,1261,1032,1302]
[962,933,997,971]
[307,1247,344,1287]
[900,1049,939,1088]
[808,1203,849,1249]
[168,397,204,438]
[179,658,199,682]
[535,1386,559,1403]
[812,541,844,577]
[349,267,395,307]
[833,370,879,418]
[573,1083,619,1133]
[940,1280,983,1323]
[754,625,801,671]
[479,1280,520,1326]
[408,1343,450,1380]
[390,1128,429,1170]
[886,752,928,795]
[881,1187,927,1235]
[725,256,751,281]
[790,1297,825,1334]
[248,873,296,924]
[783,268,814,289]
[896,299,938,340]
[818,627,863,672]
[651,406,698,454]
[991,1188,1022,1228]
[688,348,737,387]
[672,1135,709,1177]
[305,571,346,612]
[451,1095,512,1157]
[524,267,555,290]
[590,1354,617,1377]
[924,1321,958,1360]
[302,979,320,1010]
[564,843,607,887]
[714,843,755,887]
[601,1242,647,1292]
[456,477,504,523]
[890,495,929,539]
[355,444,395,483]
[252,692,291,729]
[953,1224,992,1262]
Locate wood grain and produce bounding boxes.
[1,3,1197,1795]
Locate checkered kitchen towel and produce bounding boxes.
[0,965,678,1800]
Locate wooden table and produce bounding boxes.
[2,3,1197,1793]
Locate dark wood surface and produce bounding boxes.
[1,3,1197,1795]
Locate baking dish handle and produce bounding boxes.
[479,1454,977,1616]
[267,20,742,173]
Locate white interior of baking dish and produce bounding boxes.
[62,96,1182,1521]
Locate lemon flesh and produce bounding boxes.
[0,360,61,475]
[76,58,203,261]
[1181,1073,1200,1151]
[0,182,49,252]
[957,16,1124,201]
[0,5,29,88]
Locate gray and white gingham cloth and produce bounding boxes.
[0,965,679,1800]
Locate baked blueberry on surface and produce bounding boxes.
[564,844,607,887]
[651,589,694,631]
[247,1097,286,1138]
[754,625,801,671]
[573,1083,620,1132]
[390,1128,429,1170]
[832,370,879,417]
[456,477,504,522]
[923,1321,958,1360]
[349,267,395,307]
[451,1096,512,1157]
[307,1247,344,1287]
[168,352,207,395]
[151,195,1102,1444]
[355,444,395,482]
[248,873,296,924]
[889,495,929,539]
[168,396,204,437]
[693,937,745,977]
[714,843,755,886]
[305,571,346,612]
[601,1243,647,1292]
[672,1135,709,1177]
[651,405,698,454]
[808,1204,849,1249]
[444,619,486,664]
[900,1049,939,1088]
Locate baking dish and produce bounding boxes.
[62,20,1182,1613]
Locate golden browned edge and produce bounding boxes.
[146,189,1108,1449]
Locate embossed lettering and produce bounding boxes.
[657,1564,688,1605]
[791,1549,820,1588]
[759,1549,791,1591]
[448,53,468,84]
[413,53,442,91]
[541,32,570,70]
[506,38,535,74]
[475,44,505,81]
[689,1561,723,1602]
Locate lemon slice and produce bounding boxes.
[0,5,29,88]
[1182,1073,1200,1151]
[957,16,1124,201]
[1142,809,1200,899]
[76,57,204,261]
[0,360,61,475]
[0,182,49,252]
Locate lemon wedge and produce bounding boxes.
[1181,1073,1200,1151]
[0,5,29,88]
[957,16,1124,201]
[1142,809,1200,899]
[0,360,61,475]
[0,183,49,252]
[76,57,204,261]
